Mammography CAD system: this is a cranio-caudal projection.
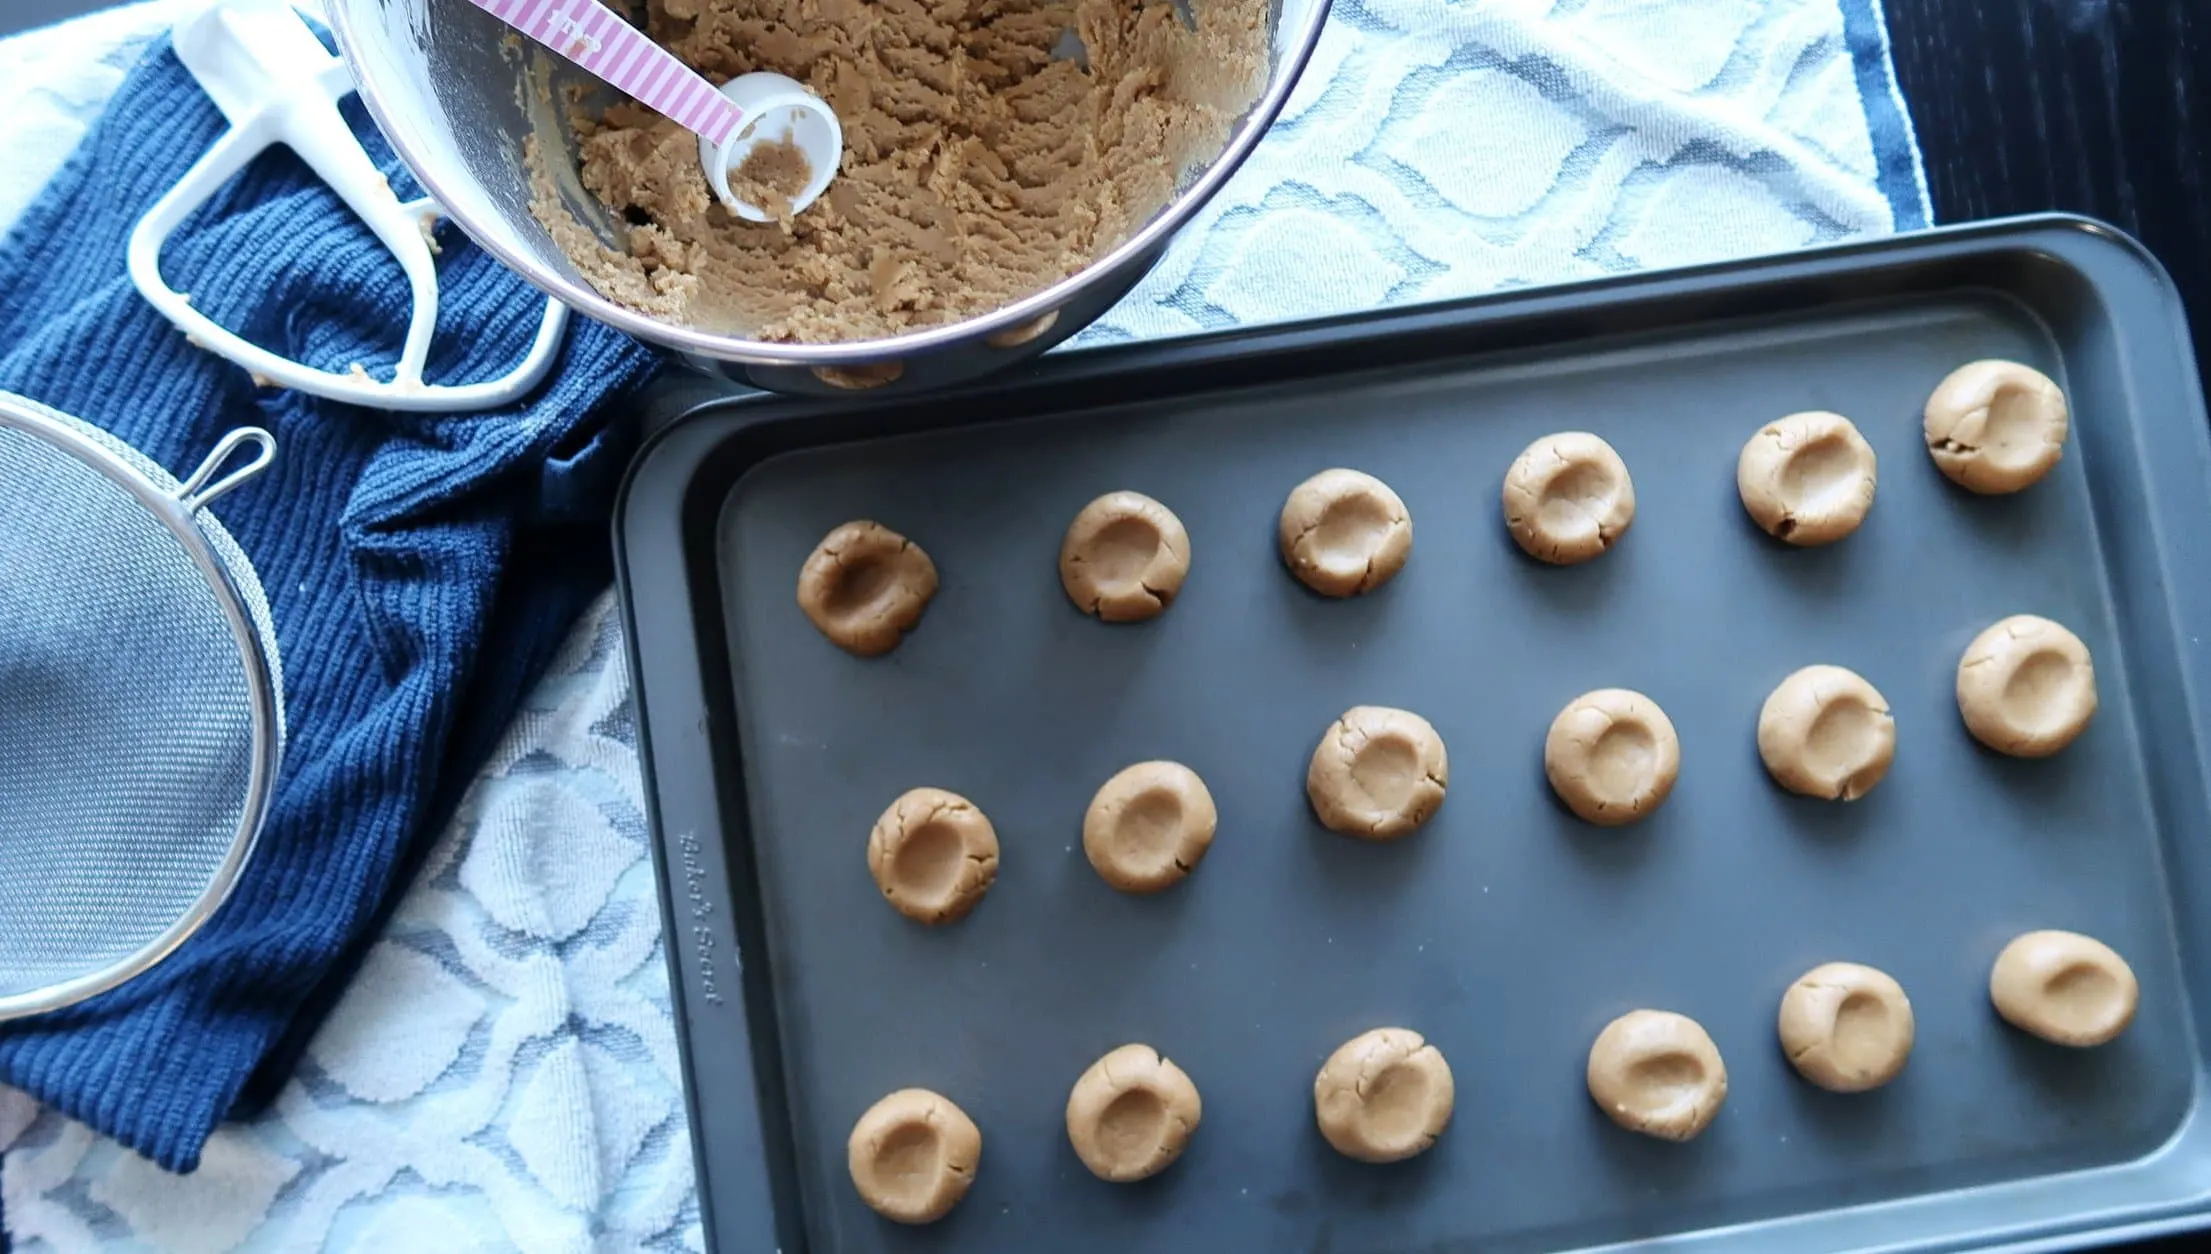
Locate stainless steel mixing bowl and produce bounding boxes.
[327,0,1330,396]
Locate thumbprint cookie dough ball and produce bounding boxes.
[1924,360,2070,494]
[847,1089,981,1224]
[1313,1027,1455,1163]
[1065,1044,1202,1182]
[1502,432,1636,565]
[1278,468,1413,597]
[1083,761,1217,893]
[797,521,938,656]
[867,788,999,924]
[1587,1009,1727,1141]
[1990,930,2139,1047]
[1059,491,1191,623]
[1545,689,1680,826]
[1737,412,1878,545]
[1778,962,1915,1092]
[1758,666,1897,801]
[1306,706,1448,840]
[1956,615,2097,757]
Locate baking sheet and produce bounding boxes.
[618,216,2211,1254]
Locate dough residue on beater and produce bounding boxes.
[528,0,1271,343]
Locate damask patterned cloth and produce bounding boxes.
[0,0,1925,1249]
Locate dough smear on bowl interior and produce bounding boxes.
[529,0,1273,343]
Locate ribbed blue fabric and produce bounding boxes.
[0,37,661,1170]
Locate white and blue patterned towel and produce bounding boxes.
[0,1,1925,1249]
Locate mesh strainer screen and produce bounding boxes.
[0,424,261,998]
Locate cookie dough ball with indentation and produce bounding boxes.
[1059,491,1190,622]
[1924,360,2070,494]
[1778,962,1915,1092]
[797,521,939,656]
[847,1088,981,1224]
[1502,432,1636,565]
[1084,761,1216,893]
[1991,930,2139,1047]
[1587,1009,1727,1141]
[1545,689,1680,826]
[1737,411,1878,545]
[1313,1027,1455,1163]
[1278,468,1412,597]
[1065,1044,1202,1182]
[1306,706,1448,840]
[1758,665,1896,801]
[867,788,999,925]
[1956,615,2097,757]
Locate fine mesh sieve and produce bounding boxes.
[0,390,284,1020]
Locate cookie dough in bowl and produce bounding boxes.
[1924,360,2070,494]
[1502,432,1636,565]
[1065,1043,1202,1182]
[1060,491,1191,623]
[1991,930,2139,1047]
[797,521,938,656]
[1758,665,1896,801]
[1307,706,1449,840]
[531,0,1277,346]
[847,1088,981,1224]
[1778,962,1914,1092]
[1956,615,2097,757]
[867,788,999,924]
[1545,689,1680,826]
[1278,469,1413,597]
[1313,1027,1455,1163]
[1083,761,1217,893]
[1736,412,1878,545]
[1587,1009,1727,1141]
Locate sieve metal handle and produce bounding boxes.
[174,428,277,513]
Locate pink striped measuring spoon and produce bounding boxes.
[468,0,841,220]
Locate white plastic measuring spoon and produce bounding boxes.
[466,0,841,222]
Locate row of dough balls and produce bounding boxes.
[1591,931,2140,1142]
[862,612,2096,927]
[846,1029,1444,1225]
[848,932,2139,1226]
[1329,610,2094,840]
[864,762,1220,924]
[794,360,2072,655]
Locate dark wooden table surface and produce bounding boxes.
[1884,0,2211,386]
[1,0,2206,1248]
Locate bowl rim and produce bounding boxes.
[328,0,1335,367]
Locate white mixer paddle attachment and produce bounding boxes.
[127,0,569,413]
[466,0,843,223]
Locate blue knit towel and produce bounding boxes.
[0,35,660,1171]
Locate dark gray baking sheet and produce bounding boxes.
[616,216,2211,1254]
